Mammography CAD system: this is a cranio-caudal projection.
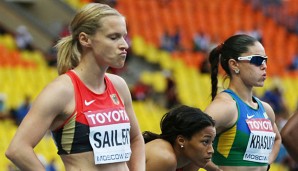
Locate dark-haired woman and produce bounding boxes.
[143,105,216,171]
[204,34,281,171]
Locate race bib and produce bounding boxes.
[243,118,275,163]
[84,108,131,164]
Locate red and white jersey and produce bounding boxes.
[52,70,131,164]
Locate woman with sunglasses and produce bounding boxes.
[204,34,281,171]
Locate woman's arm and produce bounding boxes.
[261,102,281,164]
[146,153,176,171]
[110,75,145,171]
[5,77,71,170]
[203,94,237,171]
[204,94,238,136]
[145,141,177,171]
[281,112,298,162]
[269,122,281,163]
[125,98,146,171]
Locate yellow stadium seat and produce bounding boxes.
[0,34,17,50]
[145,44,159,64]
[152,72,167,93]
[132,36,147,57]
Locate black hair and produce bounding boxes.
[209,34,258,100]
[143,105,215,145]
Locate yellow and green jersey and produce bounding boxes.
[212,89,275,166]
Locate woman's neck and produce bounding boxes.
[174,145,191,169]
[73,59,107,94]
[228,83,253,103]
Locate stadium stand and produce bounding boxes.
[0,33,61,170]
[0,0,297,170]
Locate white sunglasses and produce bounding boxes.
[237,55,268,66]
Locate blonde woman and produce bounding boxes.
[6,3,145,171]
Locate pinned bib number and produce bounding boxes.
[84,108,131,164]
[244,118,275,163]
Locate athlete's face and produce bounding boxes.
[182,126,216,168]
[89,15,128,68]
[236,42,267,87]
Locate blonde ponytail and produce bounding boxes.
[55,35,81,75]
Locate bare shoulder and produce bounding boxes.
[21,74,74,131]
[146,139,177,167]
[106,73,130,102]
[260,100,274,113]
[205,92,237,117]
[215,91,236,104]
[260,100,275,121]
[204,92,238,133]
[43,74,73,98]
[106,73,126,86]
[32,74,74,114]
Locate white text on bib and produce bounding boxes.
[84,108,131,164]
[244,118,275,163]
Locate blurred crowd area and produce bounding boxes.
[0,0,298,170]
